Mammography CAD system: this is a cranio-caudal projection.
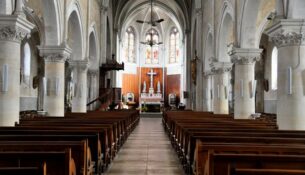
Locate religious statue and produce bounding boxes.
[65,70,74,111]
[142,81,147,93]
[157,81,161,94]
[33,75,45,111]
[191,50,199,85]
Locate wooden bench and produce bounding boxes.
[0,140,92,175]
[162,111,305,175]
[196,142,305,175]
[0,110,139,174]
[0,163,46,175]
[0,129,104,174]
[0,150,76,175]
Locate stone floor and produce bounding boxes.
[105,116,185,175]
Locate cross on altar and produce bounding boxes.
[147,69,157,93]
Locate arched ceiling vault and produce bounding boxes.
[113,0,191,38]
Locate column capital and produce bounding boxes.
[69,59,90,72]
[88,69,99,76]
[230,47,263,65]
[101,5,108,14]
[195,8,203,17]
[203,70,214,76]
[266,19,305,47]
[38,45,72,63]
[0,15,35,42]
[185,29,191,35]
[210,61,233,74]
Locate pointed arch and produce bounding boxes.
[88,27,98,70]
[124,26,136,63]
[217,1,234,62]
[240,0,278,48]
[145,28,160,64]
[42,0,62,45]
[204,28,214,72]
[67,1,84,60]
[169,27,180,64]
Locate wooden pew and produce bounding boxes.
[162,111,305,175]
[17,110,139,173]
[232,168,305,175]
[16,123,118,163]
[0,150,76,175]
[0,129,104,174]
[0,163,46,175]
[0,110,139,175]
[0,140,91,175]
[196,141,305,175]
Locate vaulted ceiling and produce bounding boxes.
[112,0,191,13]
[112,0,192,32]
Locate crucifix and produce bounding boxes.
[147,68,157,94]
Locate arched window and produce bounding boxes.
[169,27,180,63]
[145,29,159,64]
[124,27,136,63]
[22,42,31,85]
[271,47,278,90]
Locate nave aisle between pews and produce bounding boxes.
[106,117,185,175]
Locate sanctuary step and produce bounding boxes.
[105,117,185,175]
[140,113,162,118]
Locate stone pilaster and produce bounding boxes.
[230,48,263,119]
[69,59,89,113]
[0,15,34,126]
[195,8,203,111]
[210,61,232,114]
[266,19,305,130]
[38,45,71,117]
[88,69,99,111]
[203,71,214,112]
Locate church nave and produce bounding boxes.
[105,117,185,175]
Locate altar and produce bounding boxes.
[140,93,162,113]
[140,69,163,113]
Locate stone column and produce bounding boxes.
[88,69,99,110]
[185,30,192,109]
[195,8,203,111]
[203,71,213,112]
[211,62,232,114]
[266,19,305,130]
[70,60,89,113]
[38,46,71,117]
[0,15,34,126]
[230,48,263,119]
[100,5,108,64]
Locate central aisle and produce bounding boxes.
[105,117,185,175]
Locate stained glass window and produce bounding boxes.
[124,27,136,63]
[271,47,278,90]
[169,27,180,63]
[145,29,159,64]
[22,42,31,85]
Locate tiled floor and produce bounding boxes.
[105,116,185,175]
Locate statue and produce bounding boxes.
[157,81,161,94]
[142,81,147,93]
[191,50,199,85]
[34,75,45,111]
[65,71,74,111]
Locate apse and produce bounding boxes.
[116,0,186,112]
